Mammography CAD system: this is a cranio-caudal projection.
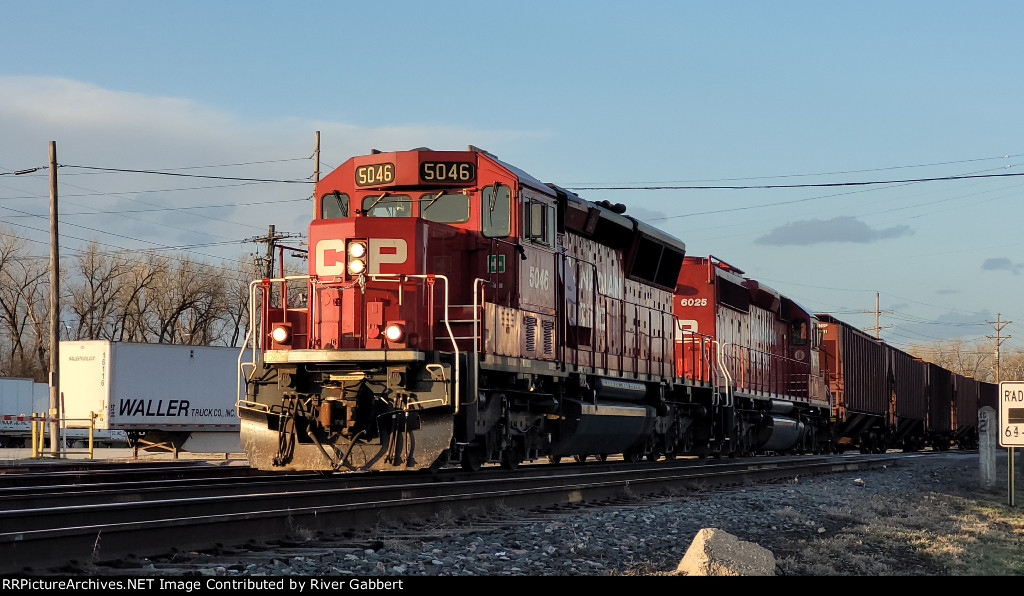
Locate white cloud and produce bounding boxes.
[754,216,912,246]
[0,76,543,261]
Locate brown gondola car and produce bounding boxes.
[953,374,982,449]
[926,363,955,450]
[980,381,998,412]
[889,347,928,451]
[816,314,891,452]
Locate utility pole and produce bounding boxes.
[987,315,1011,507]
[251,225,281,278]
[862,292,892,339]
[313,131,321,219]
[48,141,60,457]
[247,225,301,279]
[987,313,1012,383]
[314,131,320,184]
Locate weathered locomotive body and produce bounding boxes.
[238,147,695,471]
[673,257,831,456]
[236,147,992,472]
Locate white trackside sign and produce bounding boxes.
[999,381,1024,447]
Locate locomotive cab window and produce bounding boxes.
[792,319,809,346]
[361,193,412,217]
[524,199,555,248]
[321,192,349,219]
[419,191,470,223]
[481,183,511,237]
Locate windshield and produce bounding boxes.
[321,192,349,219]
[481,183,511,237]
[419,191,470,223]
[362,194,412,217]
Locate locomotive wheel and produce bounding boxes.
[500,448,522,470]
[547,455,562,464]
[461,447,484,472]
[574,454,588,463]
[623,450,641,463]
[597,454,608,461]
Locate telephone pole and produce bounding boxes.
[247,225,301,278]
[987,313,1012,383]
[862,292,892,339]
[313,131,321,219]
[48,141,60,457]
[313,131,320,184]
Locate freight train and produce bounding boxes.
[236,146,994,472]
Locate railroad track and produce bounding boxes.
[0,459,263,488]
[0,453,899,575]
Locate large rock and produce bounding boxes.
[676,528,776,576]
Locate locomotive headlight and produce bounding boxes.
[348,241,367,259]
[347,258,366,275]
[347,241,367,275]
[384,324,404,343]
[347,240,368,276]
[271,324,292,345]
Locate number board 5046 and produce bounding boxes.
[420,161,475,184]
[355,163,395,187]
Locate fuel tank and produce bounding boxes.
[549,399,656,457]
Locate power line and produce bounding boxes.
[560,153,1024,186]
[59,164,312,184]
[567,170,1024,191]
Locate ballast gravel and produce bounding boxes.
[138,451,1004,577]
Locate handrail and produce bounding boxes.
[471,278,488,406]
[237,273,459,413]
[369,273,459,414]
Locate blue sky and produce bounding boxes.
[1,1,1022,352]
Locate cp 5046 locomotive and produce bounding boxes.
[236,146,991,472]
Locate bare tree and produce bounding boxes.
[66,242,133,340]
[148,255,228,345]
[0,229,49,380]
[111,255,163,343]
[908,338,1001,382]
[0,227,269,377]
[222,257,261,347]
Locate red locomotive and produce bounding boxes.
[236,146,989,472]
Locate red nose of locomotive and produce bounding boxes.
[308,217,423,350]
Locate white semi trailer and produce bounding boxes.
[60,341,242,455]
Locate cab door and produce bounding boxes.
[518,188,557,360]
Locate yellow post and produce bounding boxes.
[40,415,47,456]
[88,412,96,459]
[31,414,38,458]
[35,414,45,457]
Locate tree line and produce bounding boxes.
[907,337,1024,384]
[2,226,1020,385]
[0,229,259,382]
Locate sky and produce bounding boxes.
[1,0,1022,354]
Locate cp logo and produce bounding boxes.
[314,239,409,276]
